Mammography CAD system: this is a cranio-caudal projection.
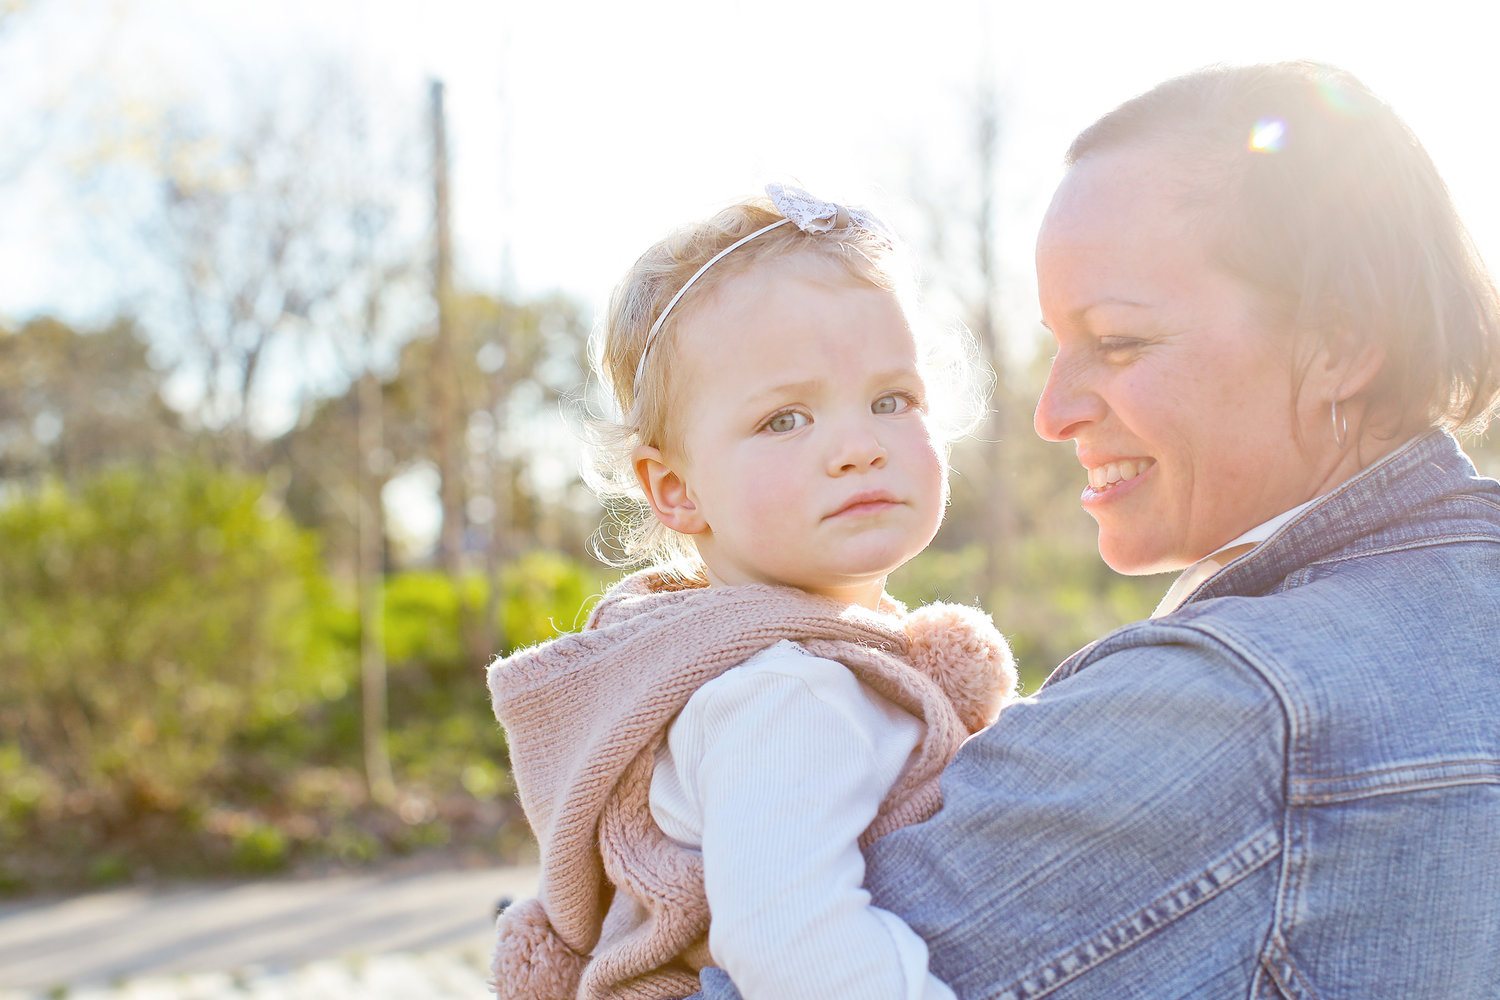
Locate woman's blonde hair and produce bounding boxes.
[1068,61,1500,440]
[584,191,987,569]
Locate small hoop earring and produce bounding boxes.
[1331,399,1349,449]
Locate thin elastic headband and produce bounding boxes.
[629,183,891,398]
[631,217,791,395]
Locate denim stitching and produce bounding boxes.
[982,827,1281,1000]
[1306,532,1500,566]
[1295,757,1500,782]
[1294,771,1500,805]
[1262,933,1321,1000]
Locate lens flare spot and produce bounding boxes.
[1248,118,1286,153]
[1314,76,1376,119]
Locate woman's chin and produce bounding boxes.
[1096,534,1189,577]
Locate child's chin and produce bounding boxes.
[831,541,924,577]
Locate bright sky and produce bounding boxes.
[3,0,1498,345]
[3,0,1493,555]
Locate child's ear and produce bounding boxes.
[632,445,707,534]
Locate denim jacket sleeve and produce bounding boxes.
[693,621,1287,1000]
[867,622,1287,999]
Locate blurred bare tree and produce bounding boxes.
[907,80,1023,593]
[96,68,425,464]
[452,289,595,659]
[278,287,595,655]
[60,58,432,802]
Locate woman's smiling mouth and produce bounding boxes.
[1086,458,1155,492]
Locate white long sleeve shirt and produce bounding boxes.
[648,639,957,1000]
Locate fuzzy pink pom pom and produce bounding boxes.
[906,603,1016,733]
[491,897,588,1000]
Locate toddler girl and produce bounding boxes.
[488,184,1014,1000]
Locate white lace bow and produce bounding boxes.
[765,183,891,239]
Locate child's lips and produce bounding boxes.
[828,491,902,518]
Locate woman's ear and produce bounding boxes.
[1313,321,1387,403]
[1332,342,1387,403]
[632,445,707,534]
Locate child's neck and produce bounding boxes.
[701,565,887,611]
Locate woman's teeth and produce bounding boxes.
[1088,458,1153,491]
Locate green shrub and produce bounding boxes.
[0,463,351,879]
[383,570,481,672]
[230,821,290,874]
[85,853,132,887]
[379,553,606,784]
[0,480,607,889]
[499,550,607,652]
[383,552,605,669]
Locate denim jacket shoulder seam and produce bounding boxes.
[1455,493,1500,514]
[1079,618,1310,745]
[1303,531,1500,568]
[1129,613,1318,972]
[1011,621,1301,1000]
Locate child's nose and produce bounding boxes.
[828,423,888,474]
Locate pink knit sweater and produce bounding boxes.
[487,568,1015,1000]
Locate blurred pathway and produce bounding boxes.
[0,862,538,997]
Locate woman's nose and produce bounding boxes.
[1033,352,1103,442]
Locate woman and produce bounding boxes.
[692,62,1500,998]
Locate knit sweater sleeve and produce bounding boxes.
[649,640,957,1000]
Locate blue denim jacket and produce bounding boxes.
[694,430,1500,999]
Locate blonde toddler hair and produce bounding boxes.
[585,190,987,570]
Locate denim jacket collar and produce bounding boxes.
[1187,429,1487,608]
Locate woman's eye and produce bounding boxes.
[1097,337,1143,358]
[764,411,809,433]
[872,393,912,415]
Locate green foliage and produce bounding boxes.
[377,554,606,791]
[229,820,291,875]
[85,853,132,887]
[382,552,604,668]
[894,538,1170,694]
[0,462,350,885]
[0,526,604,892]
[382,571,483,672]
[499,550,606,651]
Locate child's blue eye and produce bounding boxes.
[765,411,810,433]
[872,393,912,415]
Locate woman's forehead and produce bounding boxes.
[1044,146,1208,239]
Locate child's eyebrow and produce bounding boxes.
[743,379,821,406]
[742,367,923,407]
[870,365,924,383]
